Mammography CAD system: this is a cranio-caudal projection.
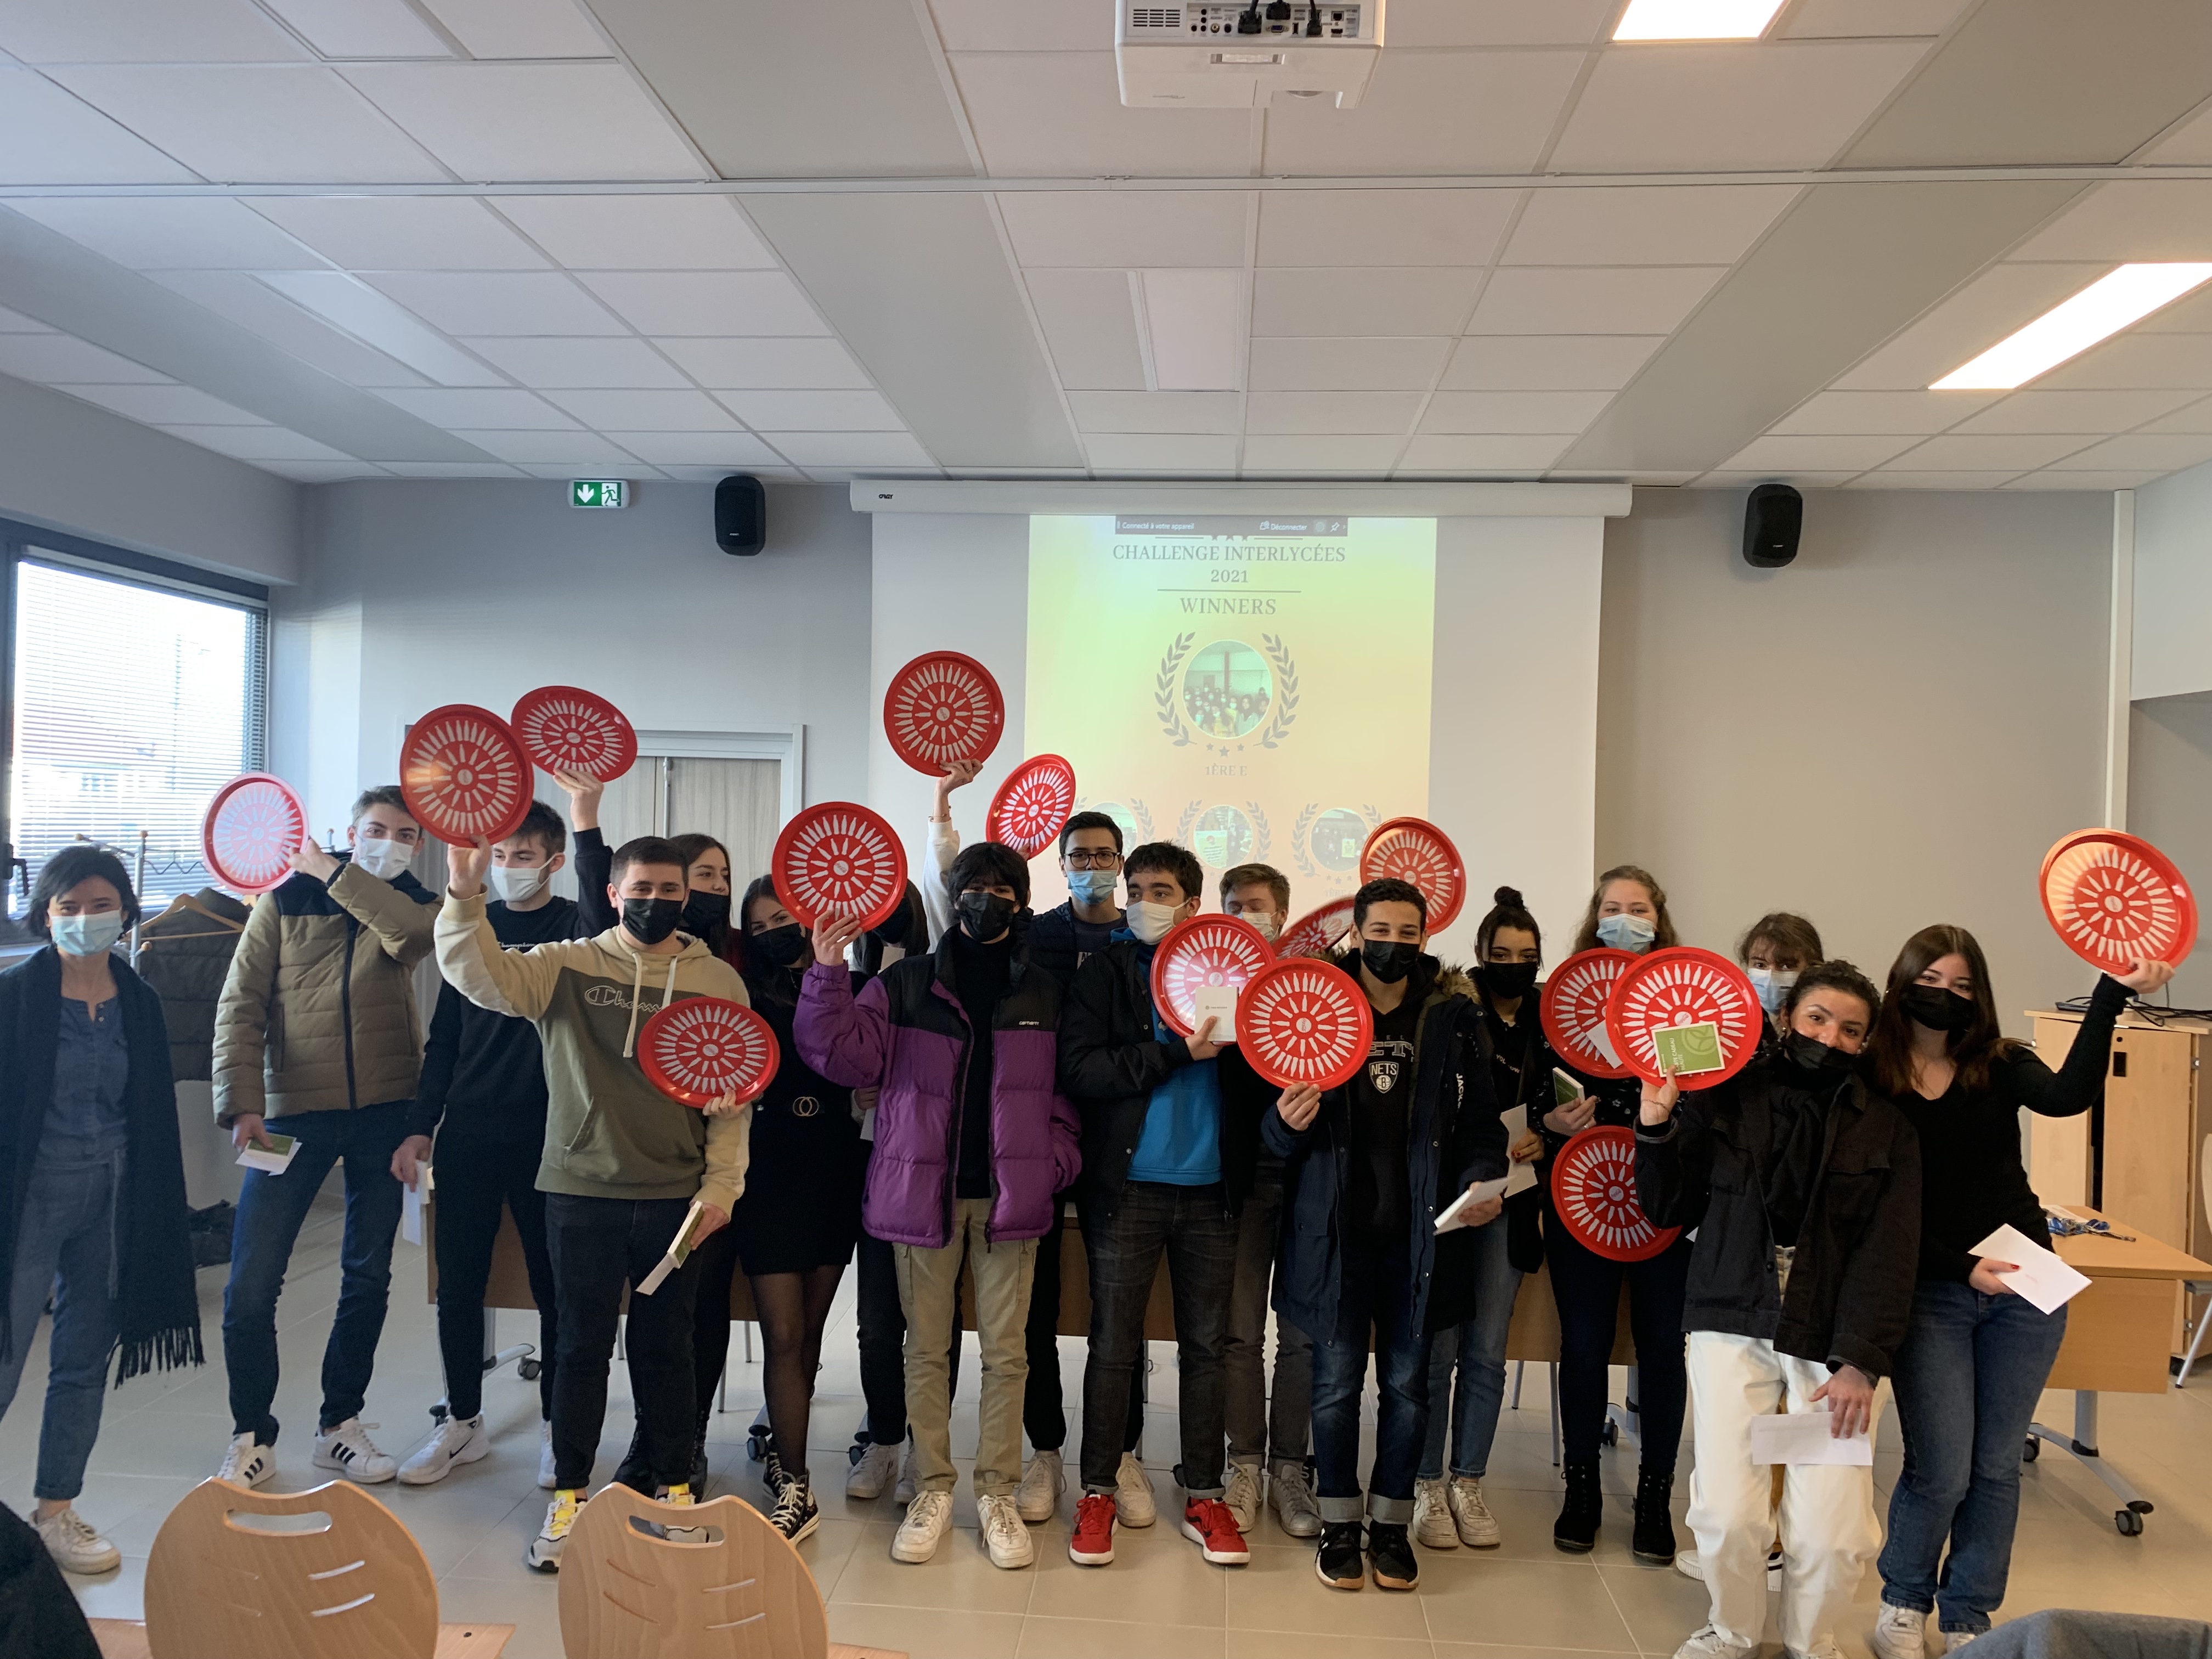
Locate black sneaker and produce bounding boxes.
[1316,1520,1364,1590]
[1368,1521,1418,1591]
[769,1474,820,1544]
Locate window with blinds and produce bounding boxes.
[10,556,268,907]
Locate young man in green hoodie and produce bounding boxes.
[436,834,750,1573]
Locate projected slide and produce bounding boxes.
[1025,514,1436,913]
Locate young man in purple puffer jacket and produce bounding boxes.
[797,840,1080,1573]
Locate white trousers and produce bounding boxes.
[1685,1330,1884,1658]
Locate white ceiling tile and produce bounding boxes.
[253,271,499,385]
[0,0,308,63]
[1241,435,1402,473]
[460,336,689,389]
[1261,50,1588,175]
[0,67,199,183]
[260,0,452,58]
[1256,191,1518,268]
[2001,470,2166,490]
[1783,0,1970,36]
[0,333,171,383]
[368,271,623,336]
[1720,434,1918,470]
[577,272,827,337]
[1833,263,2108,390]
[1502,185,1799,266]
[2146,104,2212,165]
[1252,268,1483,337]
[713,390,906,430]
[540,389,740,431]
[791,466,940,483]
[54,383,269,425]
[595,432,785,466]
[43,66,447,184]
[343,64,704,183]
[998,192,1248,269]
[651,336,873,390]
[378,460,528,477]
[0,304,53,331]
[371,387,577,428]
[950,52,1257,177]
[1139,268,1242,391]
[760,432,937,468]
[1246,391,1424,435]
[159,425,356,462]
[655,465,809,482]
[1063,391,1241,435]
[417,0,610,58]
[1845,471,2027,489]
[1421,390,1613,432]
[9,199,328,271]
[2141,396,2212,434]
[1884,433,2096,470]
[2037,334,2212,391]
[1083,433,1240,472]
[1951,388,2199,435]
[2009,183,2212,263]
[1770,390,1999,435]
[512,460,662,479]
[1384,0,1615,47]
[1249,337,1452,392]
[150,270,432,387]
[1440,335,1663,390]
[2136,286,2212,333]
[452,429,644,464]
[1549,42,1929,172]
[1466,267,1726,334]
[251,198,547,272]
[927,0,1102,52]
[1022,268,1146,390]
[2042,433,2212,471]
[256,460,390,482]
[489,195,776,270]
[1398,434,1575,471]
[1696,470,1861,488]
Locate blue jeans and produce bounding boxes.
[0,1147,125,1500]
[1418,1217,1520,1480]
[1310,1238,1431,1525]
[1880,1279,2069,1634]
[222,1103,409,1442]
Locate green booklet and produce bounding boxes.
[1652,1022,1725,1076]
[1551,1068,1586,1108]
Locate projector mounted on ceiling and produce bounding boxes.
[1116,2,1385,109]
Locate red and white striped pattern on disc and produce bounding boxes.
[202,773,306,895]
[771,802,909,930]
[510,685,637,782]
[1150,913,1276,1037]
[986,754,1077,860]
[1278,898,1355,961]
[1550,1126,1679,1262]
[883,651,1005,775]
[1538,948,1636,1081]
[399,704,534,848]
[1240,957,1374,1091]
[1358,816,1466,932]
[637,997,780,1109]
[1602,946,1763,1092]
[2039,828,2198,974]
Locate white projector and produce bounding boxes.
[1115,2,1385,109]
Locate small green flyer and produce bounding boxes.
[1652,1022,1725,1075]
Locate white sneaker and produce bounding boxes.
[1269,1459,1322,1538]
[1017,1447,1064,1523]
[1871,1604,1930,1659]
[891,1488,955,1563]
[35,1509,119,1575]
[1412,1477,1459,1549]
[656,1483,708,1544]
[398,1413,488,1486]
[978,1493,1035,1569]
[893,1441,918,1505]
[847,1441,900,1500]
[1674,1629,1758,1659]
[216,1431,275,1489]
[1945,1636,1979,1652]
[1223,1459,1263,1533]
[1114,1452,1156,1527]
[538,1422,557,1490]
[527,1489,579,1572]
[312,1418,397,1485]
[1447,1475,1502,1548]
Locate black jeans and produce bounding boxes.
[690,1223,742,1419]
[1026,1193,1141,1455]
[1545,1220,1691,1465]
[545,1193,699,1492]
[432,1130,556,1423]
[854,1230,960,1446]
[1079,1181,1237,1498]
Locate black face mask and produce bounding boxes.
[1787,1031,1859,1074]
[622,896,684,947]
[871,896,913,945]
[681,890,731,938]
[957,892,1018,942]
[1361,939,1420,984]
[749,922,809,969]
[1900,983,1977,1033]
[1476,960,1539,1001]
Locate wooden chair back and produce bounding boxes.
[557,1485,829,1659]
[143,1479,439,1659]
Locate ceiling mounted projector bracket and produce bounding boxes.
[1116,2,1385,108]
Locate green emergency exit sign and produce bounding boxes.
[569,479,627,509]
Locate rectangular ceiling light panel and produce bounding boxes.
[1613,0,1786,40]
[1139,269,1244,391]
[1932,263,2212,390]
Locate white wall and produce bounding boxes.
[0,371,298,585]
[2128,693,2212,1006]
[2132,459,2212,702]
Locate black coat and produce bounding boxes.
[1634,1053,1921,1380]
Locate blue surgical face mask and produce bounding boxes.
[53,912,126,957]
[1596,912,1656,953]
[1748,966,1798,1015]
[1066,868,1119,905]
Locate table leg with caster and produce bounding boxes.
[2027,1391,2154,1537]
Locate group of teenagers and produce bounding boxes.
[0,763,2171,1659]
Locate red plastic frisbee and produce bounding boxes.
[637,996,780,1109]
[1550,1125,1680,1262]
[399,704,534,848]
[1539,949,1637,1081]
[1150,913,1276,1039]
[883,651,1005,775]
[1359,816,1466,932]
[987,754,1077,860]
[1604,946,1763,1093]
[510,685,637,782]
[1278,897,1355,961]
[771,802,909,931]
[202,772,306,895]
[2039,828,2197,974]
[1240,957,1375,1092]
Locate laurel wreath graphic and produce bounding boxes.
[1257,634,1300,749]
[1246,801,1271,860]
[1155,633,1197,748]
[1172,799,1201,848]
[1290,802,1320,877]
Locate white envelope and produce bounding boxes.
[1969,1223,2092,1316]
[1749,1409,1872,1466]
[236,1132,300,1175]
[1498,1105,1539,1198]
[1435,1175,1510,1233]
[401,1171,429,1247]
[1193,985,1238,1043]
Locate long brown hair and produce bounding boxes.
[1570,864,1679,954]
[1869,923,2022,1098]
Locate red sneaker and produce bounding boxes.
[1069,1492,1117,1566]
[1181,1497,1251,1566]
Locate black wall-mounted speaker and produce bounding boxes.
[715,474,766,556]
[1742,483,1802,569]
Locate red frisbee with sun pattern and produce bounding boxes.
[1278,897,1355,961]
[202,773,306,895]
[1551,1126,1680,1262]
[1359,817,1466,932]
[400,704,534,847]
[510,685,637,782]
[2039,828,2197,974]
[1539,949,1637,1081]
[771,802,909,931]
[637,997,779,1109]
[883,651,1005,775]
[986,754,1077,860]
[1240,957,1375,1091]
[1603,946,1763,1093]
[1150,913,1276,1038]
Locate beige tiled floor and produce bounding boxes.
[20,1188,2212,1657]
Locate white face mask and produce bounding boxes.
[1748,966,1799,1015]
[1126,900,1183,945]
[1240,910,1282,944]
[53,912,126,957]
[352,834,415,881]
[489,862,550,905]
[1595,912,1656,953]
